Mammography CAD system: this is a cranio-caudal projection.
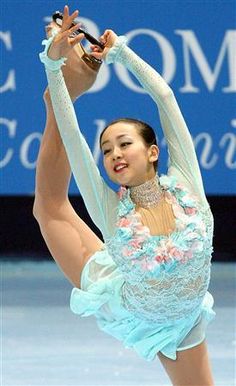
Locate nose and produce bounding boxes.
[112,146,122,160]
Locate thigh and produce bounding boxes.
[158,340,214,386]
[37,199,104,288]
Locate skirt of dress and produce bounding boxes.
[70,248,215,361]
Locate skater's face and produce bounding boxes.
[101,122,159,187]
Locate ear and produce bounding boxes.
[148,145,159,163]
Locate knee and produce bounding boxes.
[33,193,69,224]
[33,196,46,224]
[33,194,54,224]
[33,195,40,222]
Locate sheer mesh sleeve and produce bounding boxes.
[38,32,119,239]
[106,37,209,210]
[39,35,120,239]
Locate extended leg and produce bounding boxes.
[33,92,103,287]
[158,340,214,386]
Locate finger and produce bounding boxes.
[70,10,79,22]
[62,5,71,25]
[90,44,102,52]
[69,22,81,34]
[91,48,100,53]
[61,7,79,32]
[99,30,111,45]
[63,5,78,22]
[70,33,85,47]
[61,12,78,32]
[99,34,106,44]
[63,5,69,18]
[103,30,111,39]
[90,51,103,60]
[65,23,85,40]
[60,21,80,40]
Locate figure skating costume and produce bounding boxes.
[39,35,215,361]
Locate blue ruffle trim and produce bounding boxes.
[71,286,111,316]
[39,29,67,71]
[71,276,215,361]
[105,36,128,64]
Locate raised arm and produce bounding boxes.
[98,33,209,210]
[39,18,118,239]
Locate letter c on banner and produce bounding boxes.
[0,118,17,168]
[114,29,176,92]
[0,31,16,93]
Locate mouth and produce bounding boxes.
[113,163,128,173]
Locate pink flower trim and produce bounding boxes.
[117,186,127,199]
[112,175,207,274]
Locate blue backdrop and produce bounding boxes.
[1,0,236,195]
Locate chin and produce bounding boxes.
[118,178,136,188]
[109,170,140,187]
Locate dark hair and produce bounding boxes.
[99,118,159,171]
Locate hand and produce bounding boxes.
[48,5,85,61]
[90,29,118,60]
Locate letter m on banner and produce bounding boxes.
[175,30,236,93]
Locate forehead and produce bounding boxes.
[102,122,140,142]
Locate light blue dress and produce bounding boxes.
[39,35,215,361]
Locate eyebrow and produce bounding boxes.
[101,134,131,147]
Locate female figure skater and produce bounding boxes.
[34,6,215,385]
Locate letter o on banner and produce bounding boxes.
[114,28,176,92]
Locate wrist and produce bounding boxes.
[39,34,67,71]
[105,36,128,65]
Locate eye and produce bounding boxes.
[103,149,111,155]
[121,142,132,147]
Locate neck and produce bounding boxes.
[129,175,163,208]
